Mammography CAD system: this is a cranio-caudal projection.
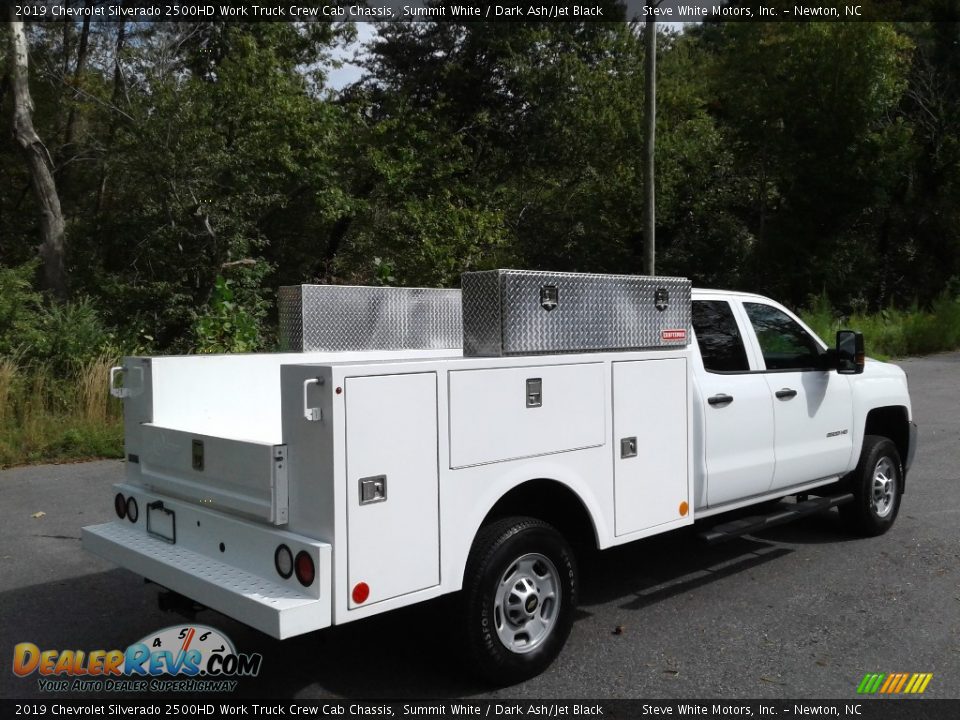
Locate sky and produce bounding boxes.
[324,21,688,92]
[326,22,377,91]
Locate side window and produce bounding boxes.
[743,302,822,371]
[692,300,750,373]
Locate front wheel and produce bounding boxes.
[839,435,903,537]
[462,517,578,685]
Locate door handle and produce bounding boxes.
[775,388,798,400]
[708,393,734,406]
[303,378,324,421]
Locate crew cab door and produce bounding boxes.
[740,301,854,490]
[691,298,776,507]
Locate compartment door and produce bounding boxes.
[138,425,288,525]
[448,363,605,468]
[613,359,690,536]
[345,373,439,607]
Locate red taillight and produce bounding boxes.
[294,551,315,587]
[352,582,370,604]
[275,545,293,579]
[114,493,127,519]
[126,497,139,523]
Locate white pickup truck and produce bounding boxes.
[83,270,917,684]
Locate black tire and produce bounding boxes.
[462,516,578,685]
[839,435,903,537]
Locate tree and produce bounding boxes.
[72,22,353,347]
[707,21,912,306]
[57,0,92,194]
[7,14,67,299]
[887,13,960,306]
[340,11,656,284]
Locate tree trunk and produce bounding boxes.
[9,14,67,299]
[95,19,127,220]
[61,2,74,77]
[643,7,657,277]
[59,2,92,191]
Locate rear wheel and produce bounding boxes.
[462,517,577,685]
[840,435,903,537]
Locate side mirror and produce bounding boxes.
[836,330,865,374]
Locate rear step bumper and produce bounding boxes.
[83,485,331,639]
[699,493,854,544]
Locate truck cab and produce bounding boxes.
[690,289,915,518]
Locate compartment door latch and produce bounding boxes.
[359,475,387,505]
[526,378,543,408]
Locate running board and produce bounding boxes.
[699,493,854,544]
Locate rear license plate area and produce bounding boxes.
[147,501,176,544]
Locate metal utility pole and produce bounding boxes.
[643,4,657,277]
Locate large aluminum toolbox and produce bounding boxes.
[461,270,691,357]
[278,284,462,352]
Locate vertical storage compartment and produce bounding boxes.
[613,358,690,536]
[345,372,440,607]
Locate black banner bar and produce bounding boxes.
[4,0,960,23]
[2,700,960,719]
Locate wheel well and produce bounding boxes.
[480,479,598,552]
[864,406,910,488]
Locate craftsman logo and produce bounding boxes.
[12,625,261,693]
[654,288,670,311]
[661,329,687,341]
[540,284,559,312]
[857,672,933,694]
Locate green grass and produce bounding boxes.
[0,356,124,469]
[801,291,960,361]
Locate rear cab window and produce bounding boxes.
[691,300,750,373]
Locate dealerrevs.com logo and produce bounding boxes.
[12,625,262,693]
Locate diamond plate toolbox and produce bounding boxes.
[278,285,463,352]
[461,270,691,357]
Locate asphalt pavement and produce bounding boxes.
[1,353,958,700]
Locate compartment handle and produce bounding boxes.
[303,378,324,422]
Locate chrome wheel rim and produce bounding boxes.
[493,553,561,654]
[871,457,897,518]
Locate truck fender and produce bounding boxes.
[443,459,609,593]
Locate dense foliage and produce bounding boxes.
[2,8,960,363]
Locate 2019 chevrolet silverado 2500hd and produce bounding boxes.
[84,270,917,683]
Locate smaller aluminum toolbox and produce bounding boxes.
[278,284,462,352]
[461,270,691,357]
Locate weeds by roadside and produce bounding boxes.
[0,355,123,469]
[801,290,960,360]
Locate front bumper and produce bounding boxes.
[83,484,332,639]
